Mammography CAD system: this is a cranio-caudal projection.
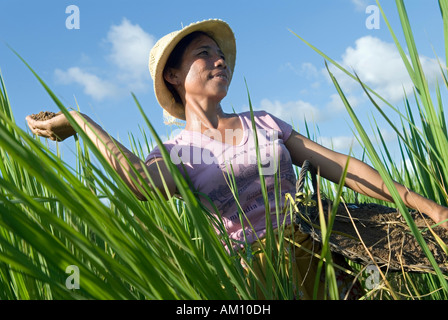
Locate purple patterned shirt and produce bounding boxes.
[146,111,296,249]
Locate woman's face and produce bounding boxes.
[166,34,231,105]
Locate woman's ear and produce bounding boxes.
[164,68,180,86]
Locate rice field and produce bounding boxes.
[0,0,447,300]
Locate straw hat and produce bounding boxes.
[149,19,236,120]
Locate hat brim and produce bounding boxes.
[149,19,236,120]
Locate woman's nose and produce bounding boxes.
[214,54,227,69]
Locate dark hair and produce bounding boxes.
[164,31,212,104]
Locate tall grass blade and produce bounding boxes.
[326,63,448,294]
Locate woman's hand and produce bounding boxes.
[285,129,448,231]
[433,204,448,230]
[26,110,176,199]
[26,111,77,141]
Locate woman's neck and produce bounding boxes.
[183,100,243,145]
[184,100,226,132]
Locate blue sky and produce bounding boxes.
[0,0,446,167]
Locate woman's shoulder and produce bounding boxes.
[238,110,270,126]
[239,110,289,128]
[145,129,192,163]
[238,110,293,139]
[239,109,269,118]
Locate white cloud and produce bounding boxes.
[55,18,155,101]
[300,62,320,80]
[351,0,369,11]
[327,36,443,102]
[105,18,156,91]
[310,81,321,89]
[54,67,120,101]
[284,62,320,80]
[326,93,362,112]
[258,98,323,123]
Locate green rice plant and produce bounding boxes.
[0,58,256,299]
[4,0,448,300]
[0,54,348,299]
[0,52,404,300]
[2,52,330,300]
[291,0,448,298]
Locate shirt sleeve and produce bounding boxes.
[255,111,294,142]
[269,113,293,141]
[145,146,163,165]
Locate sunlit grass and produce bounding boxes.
[291,0,448,299]
[0,0,447,300]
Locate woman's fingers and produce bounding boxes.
[25,114,67,141]
[25,115,36,130]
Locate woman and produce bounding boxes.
[26,19,448,299]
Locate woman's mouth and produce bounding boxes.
[211,72,228,81]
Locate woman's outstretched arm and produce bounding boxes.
[26,111,176,200]
[285,129,448,230]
